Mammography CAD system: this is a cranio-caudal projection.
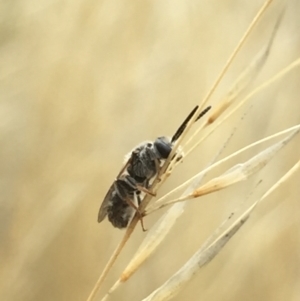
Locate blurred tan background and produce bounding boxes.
[0,0,299,300]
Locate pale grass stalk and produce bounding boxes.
[141,161,300,301]
[191,126,299,196]
[141,209,251,301]
[185,56,300,158]
[100,203,187,301]
[86,221,138,301]
[119,203,186,282]
[259,159,300,202]
[197,0,274,112]
[186,8,282,146]
[160,0,274,176]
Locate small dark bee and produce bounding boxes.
[125,105,212,188]
[98,105,211,230]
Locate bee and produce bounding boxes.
[125,105,211,186]
[98,105,211,230]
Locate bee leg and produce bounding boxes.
[154,157,162,182]
[172,152,183,163]
[135,184,156,197]
[136,193,147,231]
[138,216,147,232]
[125,195,147,231]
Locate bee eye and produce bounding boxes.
[154,137,172,159]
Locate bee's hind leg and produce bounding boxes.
[125,194,147,232]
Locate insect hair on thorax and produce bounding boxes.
[123,138,184,168]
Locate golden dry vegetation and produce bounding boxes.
[0,0,299,301]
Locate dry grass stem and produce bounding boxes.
[207,8,282,125]
[163,0,274,174]
[100,203,187,301]
[197,0,274,111]
[141,157,299,301]
[141,211,250,301]
[259,159,300,202]
[186,56,300,158]
[192,126,300,195]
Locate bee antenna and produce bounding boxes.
[195,105,211,122]
[171,105,211,143]
[171,105,198,143]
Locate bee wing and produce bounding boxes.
[98,147,135,223]
[98,184,114,223]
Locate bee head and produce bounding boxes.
[153,136,173,159]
